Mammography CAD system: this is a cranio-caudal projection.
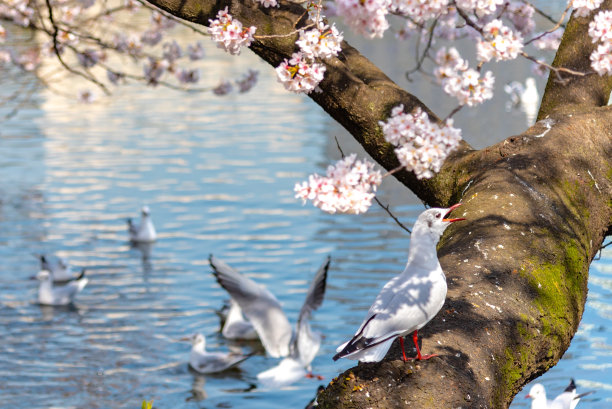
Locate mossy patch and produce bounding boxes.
[497,239,587,406]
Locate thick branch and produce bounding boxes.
[318,108,612,409]
[539,1,612,119]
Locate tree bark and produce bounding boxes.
[144,0,612,407]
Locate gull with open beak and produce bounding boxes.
[333,204,465,362]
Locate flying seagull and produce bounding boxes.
[127,206,157,243]
[221,299,258,340]
[333,204,465,363]
[36,268,88,306]
[183,333,251,374]
[257,257,329,386]
[526,379,592,409]
[209,255,330,373]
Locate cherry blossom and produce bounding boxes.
[335,0,391,38]
[208,7,256,56]
[187,42,205,60]
[572,0,604,18]
[236,69,259,93]
[77,90,96,103]
[275,52,326,94]
[589,10,612,74]
[294,154,382,214]
[477,19,524,62]
[296,22,343,59]
[379,105,462,179]
[213,79,233,95]
[434,47,494,107]
[176,68,200,84]
[588,10,612,42]
[455,0,504,16]
[590,42,612,75]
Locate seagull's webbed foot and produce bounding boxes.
[305,372,324,380]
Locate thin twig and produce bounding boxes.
[43,0,110,94]
[523,0,566,27]
[521,51,588,79]
[333,136,410,234]
[524,3,570,46]
[443,105,464,121]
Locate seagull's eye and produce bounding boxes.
[435,213,441,219]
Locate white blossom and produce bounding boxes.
[379,105,462,179]
[295,154,382,214]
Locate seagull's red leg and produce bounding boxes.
[399,336,408,362]
[305,372,325,380]
[406,330,439,361]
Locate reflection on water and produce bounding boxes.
[0,19,610,409]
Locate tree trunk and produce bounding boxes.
[144,0,612,407]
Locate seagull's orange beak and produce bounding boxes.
[442,203,466,223]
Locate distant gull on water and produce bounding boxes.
[182,333,252,374]
[333,204,465,363]
[127,205,157,243]
[36,268,88,306]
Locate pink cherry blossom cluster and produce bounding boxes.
[295,22,343,60]
[455,0,504,16]
[572,0,604,18]
[0,0,34,27]
[589,10,612,74]
[275,10,342,94]
[434,47,494,107]
[294,154,383,214]
[379,105,462,179]
[275,52,326,94]
[208,7,256,56]
[477,19,524,62]
[335,0,390,38]
[236,69,259,93]
[389,0,449,24]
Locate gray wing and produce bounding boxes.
[192,351,250,374]
[296,256,330,327]
[209,255,292,358]
[293,256,330,364]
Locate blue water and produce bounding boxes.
[0,11,609,409]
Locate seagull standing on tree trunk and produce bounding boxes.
[333,204,465,363]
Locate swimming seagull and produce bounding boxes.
[39,255,77,282]
[221,299,258,340]
[333,204,465,363]
[127,206,157,243]
[182,333,252,374]
[504,77,539,126]
[257,256,330,386]
[209,255,330,365]
[525,379,591,409]
[36,268,88,306]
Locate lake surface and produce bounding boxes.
[0,10,610,409]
